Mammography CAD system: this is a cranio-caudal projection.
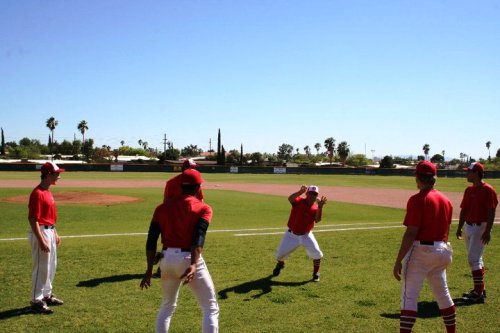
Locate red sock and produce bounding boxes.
[472,269,484,294]
[313,259,321,273]
[400,310,417,333]
[440,305,456,333]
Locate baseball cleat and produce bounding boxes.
[312,272,320,282]
[462,290,485,303]
[43,295,64,306]
[31,300,53,314]
[272,263,283,276]
[462,289,486,299]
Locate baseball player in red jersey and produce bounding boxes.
[164,158,204,202]
[456,162,498,303]
[393,161,456,333]
[141,169,219,333]
[28,162,66,314]
[273,185,327,282]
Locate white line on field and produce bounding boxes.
[234,225,403,236]
[1,220,498,242]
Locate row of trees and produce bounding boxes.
[1,118,499,169]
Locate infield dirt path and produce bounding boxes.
[1,179,464,218]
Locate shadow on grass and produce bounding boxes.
[218,274,311,300]
[0,306,35,320]
[380,298,484,319]
[76,273,144,287]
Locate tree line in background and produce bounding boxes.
[0,118,499,170]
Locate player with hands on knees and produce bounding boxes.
[273,184,327,282]
[393,161,456,333]
[140,169,219,333]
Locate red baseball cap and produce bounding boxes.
[181,169,204,185]
[415,161,436,176]
[41,161,65,175]
[463,162,484,173]
[182,158,198,170]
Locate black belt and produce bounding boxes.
[163,247,191,252]
[466,222,482,226]
[41,225,54,229]
[419,241,435,246]
[288,229,306,236]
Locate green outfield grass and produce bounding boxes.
[0,173,498,332]
[1,170,499,192]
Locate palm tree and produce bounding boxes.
[486,141,491,161]
[324,137,336,164]
[304,145,310,157]
[120,140,125,146]
[77,120,89,158]
[337,141,350,166]
[314,143,321,155]
[138,139,143,148]
[46,117,58,157]
[422,144,430,161]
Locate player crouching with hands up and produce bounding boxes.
[273,185,327,282]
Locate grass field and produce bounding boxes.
[0,172,498,332]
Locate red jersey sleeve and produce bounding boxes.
[28,189,43,220]
[403,195,423,228]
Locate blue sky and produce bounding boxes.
[1,0,499,160]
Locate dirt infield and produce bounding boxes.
[2,191,142,206]
[0,179,465,217]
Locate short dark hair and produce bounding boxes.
[181,184,200,195]
[416,174,436,186]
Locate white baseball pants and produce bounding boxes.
[29,226,57,301]
[156,248,219,333]
[401,241,454,312]
[275,230,323,261]
[463,223,487,271]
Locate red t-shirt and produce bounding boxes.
[164,174,204,201]
[28,186,57,226]
[287,197,318,234]
[153,194,212,249]
[403,189,453,242]
[460,182,498,223]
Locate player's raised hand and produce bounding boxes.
[300,185,308,193]
[317,196,327,206]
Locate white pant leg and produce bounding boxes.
[464,223,486,271]
[188,257,219,333]
[427,244,454,309]
[29,228,54,301]
[401,246,426,311]
[302,232,323,260]
[44,230,57,298]
[156,250,185,333]
[275,230,300,261]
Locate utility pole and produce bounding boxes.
[163,134,167,162]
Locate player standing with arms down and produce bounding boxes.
[272,185,327,282]
[393,161,456,333]
[456,162,498,302]
[28,162,66,314]
[141,169,219,333]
